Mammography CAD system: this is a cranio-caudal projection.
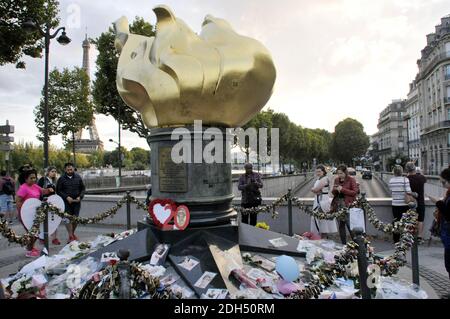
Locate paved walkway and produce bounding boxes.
[0,222,448,299]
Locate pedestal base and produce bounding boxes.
[88,220,306,298]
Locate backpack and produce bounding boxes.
[1,179,14,195]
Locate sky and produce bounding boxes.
[1,0,450,151]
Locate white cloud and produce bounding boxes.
[1,0,450,152]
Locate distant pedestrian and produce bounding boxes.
[56,163,85,243]
[15,169,54,257]
[145,185,152,207]
[38,166,61,245]
[238,163,263,226]
[427,166,450,279]
[388,165,415,243]
[310,164,337,238]
[406,162,427,243]
[331,165,358,244]
[0,170,15,222]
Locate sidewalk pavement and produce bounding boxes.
[0,222,449,299]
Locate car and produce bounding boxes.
[362,170,372,179]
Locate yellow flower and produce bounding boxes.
[255,222,270,230]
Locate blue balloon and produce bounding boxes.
[276,255,299,282]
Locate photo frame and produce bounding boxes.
[174,205,190,230]
[150,243,171,266]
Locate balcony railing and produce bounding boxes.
[419,51,450,78]
[422,120,450,134]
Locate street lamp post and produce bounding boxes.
[22,20,70,256]
[22,19,71,169]
[109,139,122,187]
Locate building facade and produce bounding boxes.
[416,15,450,175]
[376,100,408,172]
[405,81,421,168]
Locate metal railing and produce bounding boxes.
[284,189,421,295]
[419,51,450,78]
[422,120,450,134]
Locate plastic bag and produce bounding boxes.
[45,257,102,298]
[375,277,428,299]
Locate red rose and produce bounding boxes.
[109,260,118,266]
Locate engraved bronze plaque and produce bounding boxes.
[159,147,188,192]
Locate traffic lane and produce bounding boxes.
[293,173,389,198]
[355,174,390,198]
[293,178,317,198]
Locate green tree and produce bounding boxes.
[386,153,409,172]
[7,142,91,174]
[240,108,274,163]
[92,17,155,146]
[34,67,94,166]
[88,150,105,168]
[331,118,369,165]
[104,147,129,168]
[271,112,293,173]
[0,0,60,68]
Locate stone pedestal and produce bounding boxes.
[84,126,309,298]
[148,126,236,227]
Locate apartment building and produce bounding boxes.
[416,15,450,175]
[375,100,408,171]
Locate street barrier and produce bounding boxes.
[0,189,421,299]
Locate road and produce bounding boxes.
[294,173,390,198]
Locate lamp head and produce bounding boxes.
[57,30,71,45]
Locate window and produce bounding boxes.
[446,65,450,80]
[448,133,450,147]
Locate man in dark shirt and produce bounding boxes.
[238,163,263,226]
[56,163,85,243]
[406,162,427,242]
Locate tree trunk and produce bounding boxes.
[72,131,77,167]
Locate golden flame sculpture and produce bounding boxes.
[114,5,276,128]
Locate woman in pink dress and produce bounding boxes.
[16,169,54,257]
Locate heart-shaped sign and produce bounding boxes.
[149,199,176,229]
[154,204,173,225]
[20,195,64,239]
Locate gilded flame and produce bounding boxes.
[114,5,276,128]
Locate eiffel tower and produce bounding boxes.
[74,33,104,154]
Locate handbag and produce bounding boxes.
[317,193,332,213]
[403,178,416,206]
[429,209,441,238]
[330,196,339,213]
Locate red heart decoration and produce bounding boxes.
[149,199,177,229]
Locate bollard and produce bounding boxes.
[411,235,420,286]
[43,204,49,256]
[287,188,293,236]
[117,249,131,299]
[360,192,368,231]
[126,191,131,230]
[353,228,371,299]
